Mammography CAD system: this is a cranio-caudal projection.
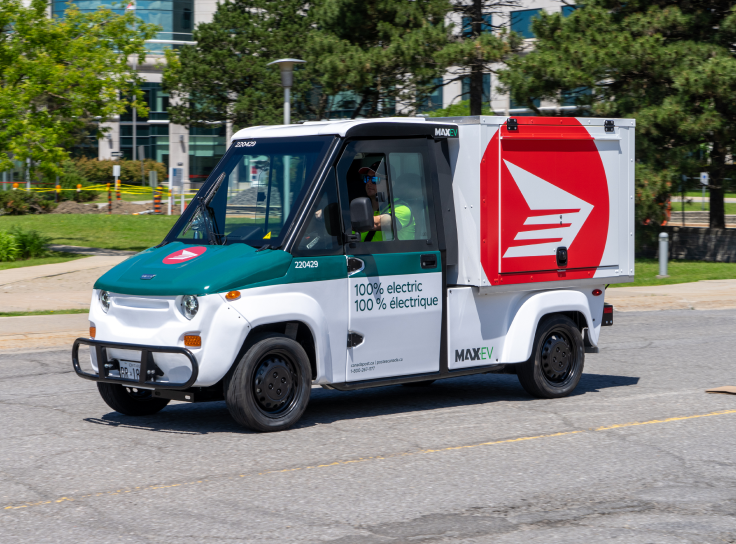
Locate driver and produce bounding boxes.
[358,160,415,242]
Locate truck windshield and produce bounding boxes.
[171,136,334,247]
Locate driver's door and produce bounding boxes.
[337,139,443,382]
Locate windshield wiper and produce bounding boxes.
[185,172,227,245]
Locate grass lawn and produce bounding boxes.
[610,259,736,288]
[683,191,736,198]
[673,201,736,213]
[0,215,179,251]
[0,252,86,271]
[0,309,89,317]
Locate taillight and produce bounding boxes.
[603,305,613,314]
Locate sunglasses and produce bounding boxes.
[362,175,381,184]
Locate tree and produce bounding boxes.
[307,0,452,118]
[498,0,736,228]
[435,0,522,115]
[163,0,315,128]
[0,0,157,177]
[163,0,454,125]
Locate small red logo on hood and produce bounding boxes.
[163,246,207,264]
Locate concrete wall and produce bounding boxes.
[638,226,736,263]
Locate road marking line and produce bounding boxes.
[4,408,736,512]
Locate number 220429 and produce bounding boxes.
[295,260,318,269]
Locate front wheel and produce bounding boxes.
[225,333,311,432]
[516,314,584,399]
[97,382,170,416]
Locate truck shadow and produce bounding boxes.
[83,372,639,435]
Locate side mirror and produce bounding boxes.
[350,197,374,232]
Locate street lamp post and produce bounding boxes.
[267,58,305,125]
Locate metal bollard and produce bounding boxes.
[657,232,669,278]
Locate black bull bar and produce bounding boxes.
[72,338,199,390]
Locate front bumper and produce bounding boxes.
[72,338,199,390]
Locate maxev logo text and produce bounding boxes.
[434,127,458,138]
[455,346,494,363]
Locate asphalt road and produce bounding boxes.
[1,309,736,543]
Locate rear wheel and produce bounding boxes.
[225,333,311,432]
[97,383,170,416]
[516,314,584,399]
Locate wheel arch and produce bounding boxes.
[227,292,332,382]
[500,290,595,364]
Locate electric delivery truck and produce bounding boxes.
[73,116,633,432]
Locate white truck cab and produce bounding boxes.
[73,116,633,432]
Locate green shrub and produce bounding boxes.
[39,160,97,202]
[74,157,168,185]
[0,191,57,215]
[0,231,20,262]
[9,226,51,259]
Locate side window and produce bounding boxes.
[388,152,431,241]
[294,172,342,255]
[336,139,435,250]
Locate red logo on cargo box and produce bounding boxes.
[163,246,207,264]
[481,121,610,280]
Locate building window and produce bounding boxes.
[561,87,591,107]
[510,9,542,39]
[461,14,493,37]
[461,74,491,104]
[189,125,227,186]
[418,78,444,113]
[509,96,541,116]
[53,1,195,53]
[120,124,169,167]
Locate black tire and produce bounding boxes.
[97,382,170,416]
[402,380,436,387]
[516,314,584,399]
[225,333,311,432]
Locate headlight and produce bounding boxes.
[181,295,199,320]
[99,291,110,313]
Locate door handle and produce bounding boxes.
[420,254,437,269]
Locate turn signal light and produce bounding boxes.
[184,335,201,347]
[226,290,241,301]
[89,327,96,339]
[592,289,602,296]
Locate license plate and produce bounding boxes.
[119,360,141,381]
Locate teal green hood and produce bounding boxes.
[94,242,293,296]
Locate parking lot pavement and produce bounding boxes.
[1,309,735,543]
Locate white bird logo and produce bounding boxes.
[503,160,594,259]
[168,249,199,260]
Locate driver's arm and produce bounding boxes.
[373,214,391,231]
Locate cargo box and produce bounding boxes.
[433,116,635,289]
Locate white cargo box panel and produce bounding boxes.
[435,116,635,289]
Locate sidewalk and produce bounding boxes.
[1,255,130,313]
[606,279,736,311]
[0,314,89,352]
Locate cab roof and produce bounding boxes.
[230,117,457,143]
